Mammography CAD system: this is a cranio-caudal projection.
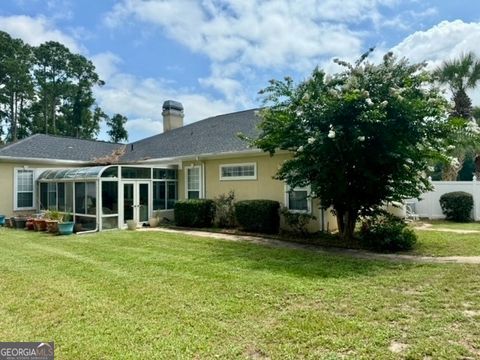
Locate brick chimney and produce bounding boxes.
[162,100,184,132]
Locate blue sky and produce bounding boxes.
[1,0,480,141]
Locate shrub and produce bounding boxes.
[281,207,316,236]
[214,191,236,228]
[359,214,417,252]
[235,200,280,234]
[439,191,473,222]
[174,199,216,228]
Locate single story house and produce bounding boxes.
[0,100,337,233]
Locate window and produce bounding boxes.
[219,163,256,180]
[75,183,86,214]
[40,183,48,210]
[48,183,57,210]
[285,185,311,213]
[58,183,65,212]
[153,179,178,210]
[121,167,151,179]
[186,166,201,199]
[14,169,35,210]
[102,182,118,214]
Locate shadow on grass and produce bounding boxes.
[191,233,414,281]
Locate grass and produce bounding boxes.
[410,230,480,257]
[421,220,480,231]
[1,227,480,359]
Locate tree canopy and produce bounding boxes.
[252,51,455,240]
[0,31,128,143]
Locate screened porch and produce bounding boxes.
[36,165,178,233]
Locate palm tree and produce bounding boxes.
[435,52,480,180]
[435,52,480,118]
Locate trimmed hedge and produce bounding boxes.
[439,191,473,222]
[235,200,280,234]
[359,214,417,252]
[174,199,216,228]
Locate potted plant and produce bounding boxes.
[33,214,47,231]
[45,210,63,234]
[148,211,161,228]
[58,213,75,235]
[25,216,35,230]
[14,216,28,230]
[126,219,137,230]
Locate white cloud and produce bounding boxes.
[95,71,239,141]
[91,52,123,81]
[0,15,81,52]
[391,20,480,105]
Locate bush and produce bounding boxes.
[235,200,280,234]
[439,191,473,222]
[359,214,417,252]
[174,199,216,228]
[280,207,316,236]
[214,191,236,228]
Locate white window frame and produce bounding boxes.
[13,168,36,211]
[185,165,203,199]
[219,162,257,181]
[284,184,312,214]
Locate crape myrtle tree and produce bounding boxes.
[251,51,453,241]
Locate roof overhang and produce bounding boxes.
[126,149,290,165]
[0,155,91,165]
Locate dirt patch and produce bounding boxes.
[389,341,408,354]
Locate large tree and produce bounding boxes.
[0,31,34,142]
[106,113,128,143]
[251,51,452,240]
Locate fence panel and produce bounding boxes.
[408,180,479,220]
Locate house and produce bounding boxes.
[0,100,337,233]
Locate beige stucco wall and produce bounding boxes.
[179,153,337,233]
[0,162,78,217]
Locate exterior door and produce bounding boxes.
[123,181,150,224]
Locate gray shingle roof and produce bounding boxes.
[0,109,261,163]
[0,134,122,162]
[121,108,261,162]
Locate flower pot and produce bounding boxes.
[45,220,59,234]
[126,220,138,230]
[33,218,47,231]
[0,215,5,227]
[14,217,27,230]
[148,217,159,228]
[58,222,75,235]
[26,218,35,230]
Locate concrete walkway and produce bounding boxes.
[414,223,480,234]
[140,227,480,265]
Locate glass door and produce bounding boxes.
[138,182,149,222]
[123,181,150,225]
[123,182,135,223]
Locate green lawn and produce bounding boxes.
[421,220,480,231]
[1,228,480,359]
[411,230,480,256]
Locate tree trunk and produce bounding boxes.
[442,153,465,181]
[336,208,358,243]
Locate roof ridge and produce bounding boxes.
[130,107,260,146]
[33,133,122,145]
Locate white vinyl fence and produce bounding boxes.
[408,179,480,221]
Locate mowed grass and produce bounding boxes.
[411,230,480,256]
[422,220,480,231]
[0,228,480,359]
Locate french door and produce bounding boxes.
[123,181,150,225]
